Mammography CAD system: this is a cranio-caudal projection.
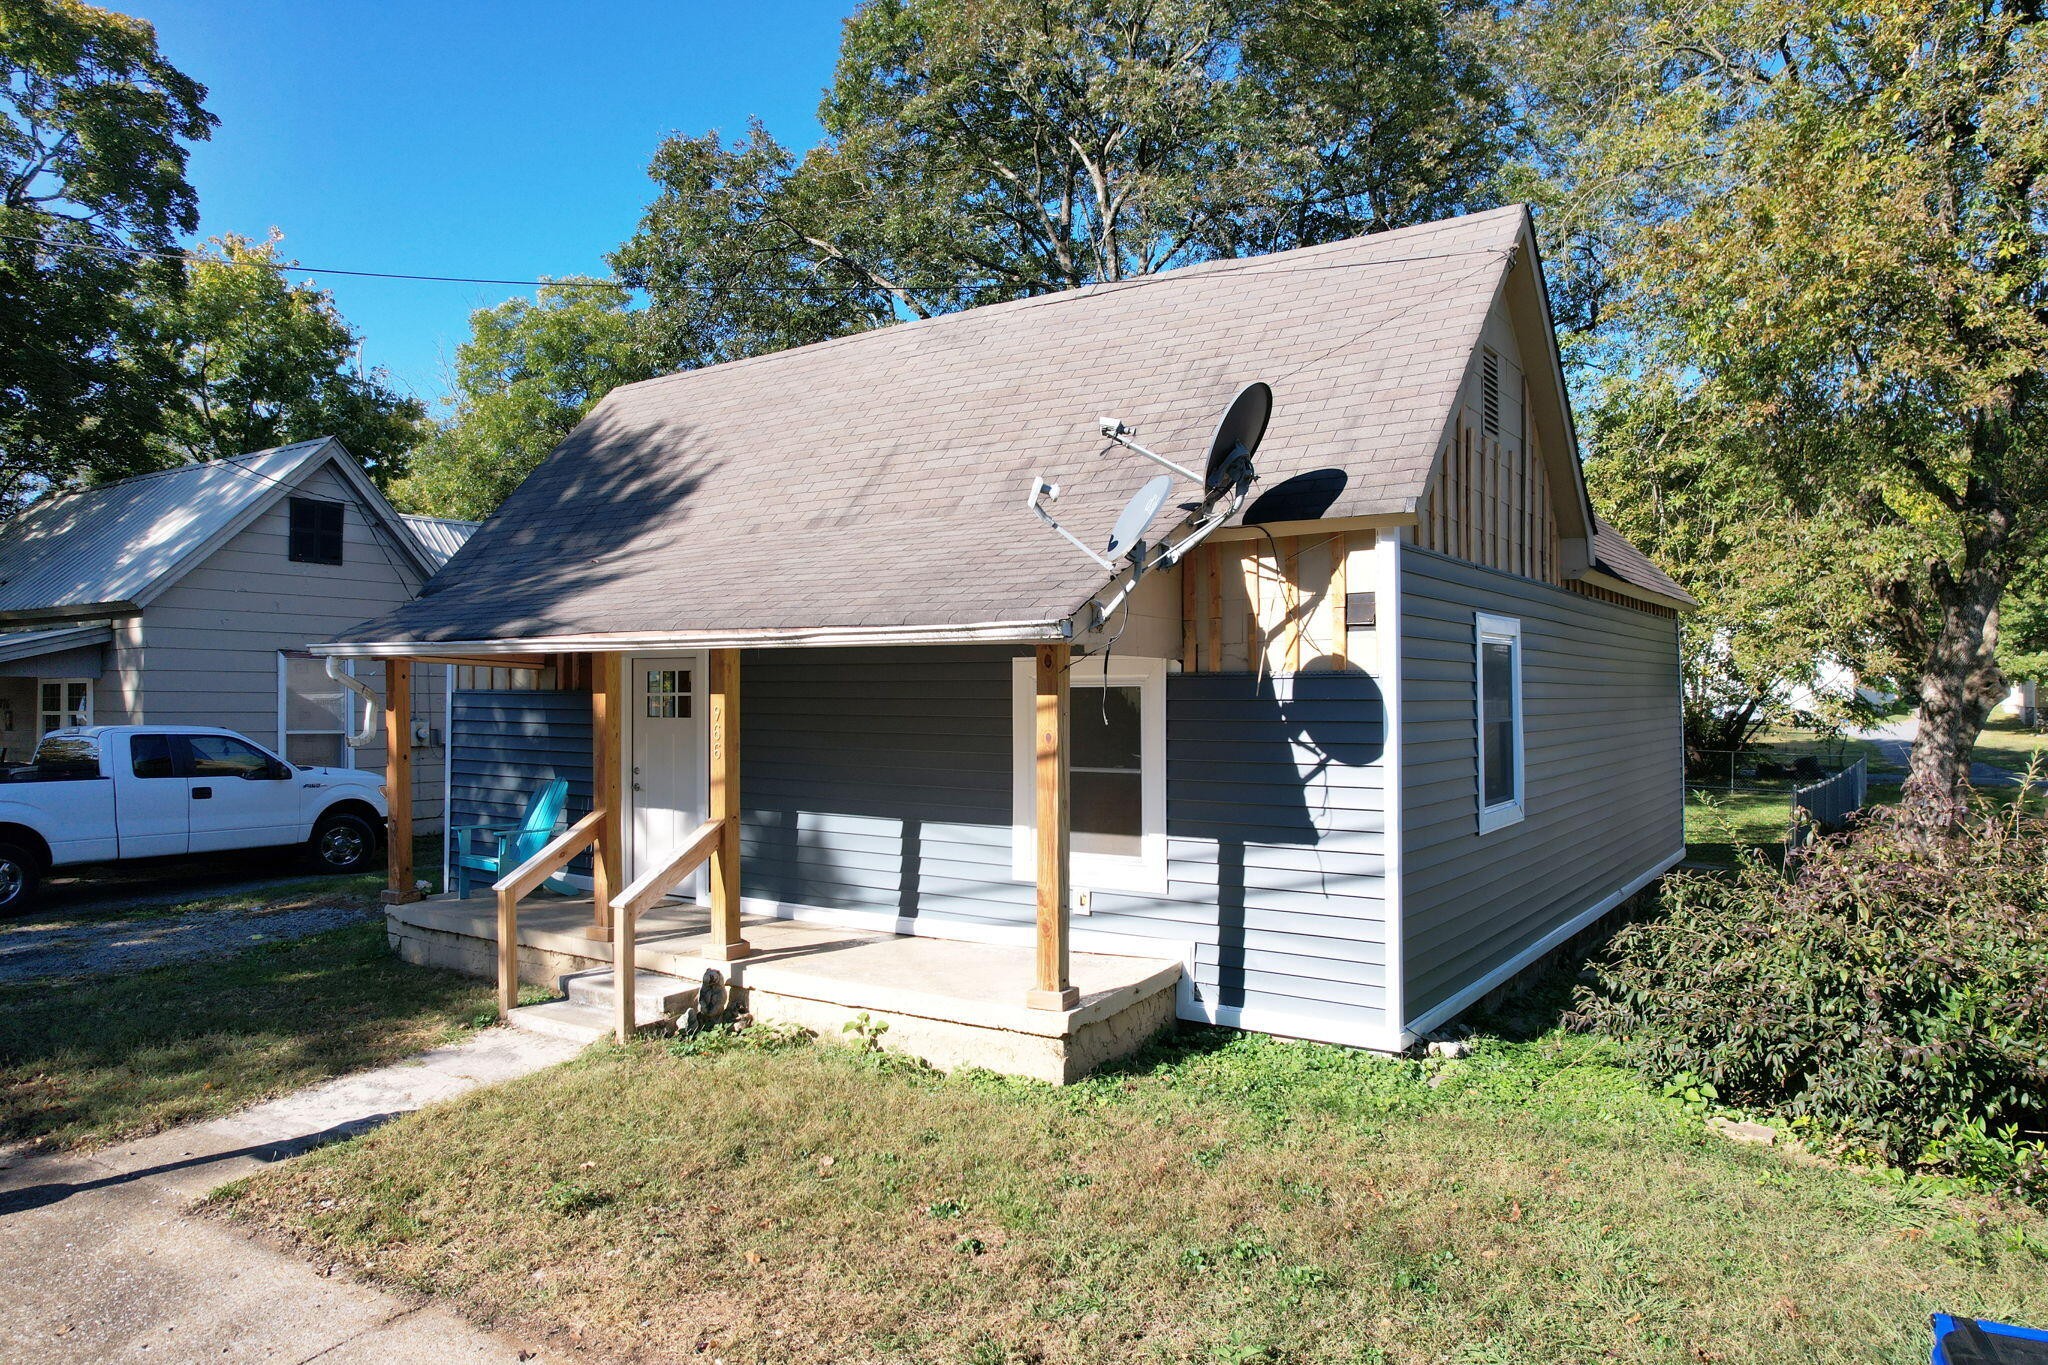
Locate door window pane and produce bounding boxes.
[645,669,691,718]
[1072,685,1143,857]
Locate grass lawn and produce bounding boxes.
[1974,715,2048,777]
[215,1015,2048,1365]
[0,919,496,1150]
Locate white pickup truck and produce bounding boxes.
[0,725,389,913]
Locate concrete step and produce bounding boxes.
[560,968,697,1020]
[502,999,616,1044]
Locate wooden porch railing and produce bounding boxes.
[492,808,607,1015]
[608,815,726,1042]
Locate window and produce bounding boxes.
[130,733,177,779]
[288,497,344,565]
[1012,655,1167,893]
[185,733,277,778]
[279,653,353,768]
[33,732,99,776]
[645,668,691,718]
[38,679,90,735]
[1475,612,1524,833]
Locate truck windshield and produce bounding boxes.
[33,734,101,776]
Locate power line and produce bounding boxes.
[0,227,1511,296]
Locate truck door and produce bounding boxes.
[116,733,189,858]
[178,734,298,852]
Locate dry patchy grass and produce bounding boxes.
[216,1025,2048,1364]
[0,921,497,1149]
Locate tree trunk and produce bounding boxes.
[1903,549,2008,828]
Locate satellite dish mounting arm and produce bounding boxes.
[1027,477,1115,571]
[1097,419,1202,484]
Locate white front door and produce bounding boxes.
[628,655,707,894]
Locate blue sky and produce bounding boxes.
[135,0,856,408]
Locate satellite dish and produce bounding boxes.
[1105,474,1173,563]
[1204,382,1272,498]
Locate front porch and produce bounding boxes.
[387,892,1183,1085]
[366,642,1165,1081]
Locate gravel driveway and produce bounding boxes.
[0,897,381,986]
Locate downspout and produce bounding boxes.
[328,656,380,749]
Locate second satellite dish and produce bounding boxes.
[1105,474,1173,563]
[1204,382,1272,499]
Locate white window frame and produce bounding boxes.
[37,678,91,734]
[1010,653,1168,896]
[1474,612,1525,834]
[277,652,356,770]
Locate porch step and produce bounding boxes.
[503,970,698,1044]
[561,968,698,1019]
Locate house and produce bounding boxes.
[0,439,476,832]
[319,205,1693,1080]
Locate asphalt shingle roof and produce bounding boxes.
[334,205,1679,646]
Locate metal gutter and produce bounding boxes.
[311,617,1072,658]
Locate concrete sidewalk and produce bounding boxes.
[0,1027,584,1362]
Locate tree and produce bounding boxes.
[137,232,426,483]
[1507,0,2048,823]
[390,281,657,520]
[611,0,1511,369]
[0,0,213,508]
[1586,371,1918,769]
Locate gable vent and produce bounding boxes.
[1480,348,1502,438]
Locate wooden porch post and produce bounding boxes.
[1027,641,1079,1010]
[380,658,420,905]
[589,652,623,941]
[706,647,749,961]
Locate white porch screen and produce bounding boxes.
[281,654,351,768]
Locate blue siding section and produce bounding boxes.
[448,690,594,876]
[1399,547,1685,1027]
[449,649,1394,1043]
[742,647,1392,1040]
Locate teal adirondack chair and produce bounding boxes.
[451,779,576,899]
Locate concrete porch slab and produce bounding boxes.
[387,894,1183,1083]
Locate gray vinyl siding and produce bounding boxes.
[1399,545,1684,1026]
[452,646,1394,1042]
[448,690,595,876]
[131,463,448,828]
[741,647,1393,1040]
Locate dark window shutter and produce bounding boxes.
[289,498,345,565]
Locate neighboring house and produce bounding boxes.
[321,204,1694,1068]
[0,440,476,832]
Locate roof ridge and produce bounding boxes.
[18,438,334,506]
[603,205,1529,403]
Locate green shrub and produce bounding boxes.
[1574,803,2048,1198]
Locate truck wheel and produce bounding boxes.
[308,812,378,875]
[0,843,39,916]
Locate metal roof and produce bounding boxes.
[0,439,434,622]
[399,515,482,570]
[0,623,115,666]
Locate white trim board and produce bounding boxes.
[1376,531,1409,1047]
[1398,846,1685,1044]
